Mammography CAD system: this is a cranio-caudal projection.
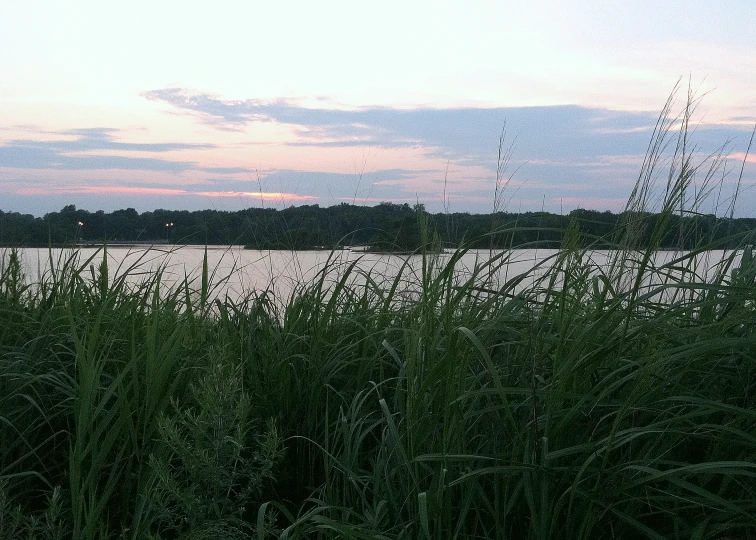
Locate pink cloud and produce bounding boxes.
[193,191,317,201]
[15,185,316,201]
[15,186,183,196]
[729,152,756,164]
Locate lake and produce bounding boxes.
[4,245,744,305]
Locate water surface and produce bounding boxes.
[6,245,742,305]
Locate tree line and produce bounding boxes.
[1,202,755,250]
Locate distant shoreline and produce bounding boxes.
[2,202,756,250]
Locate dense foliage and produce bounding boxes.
[2,202,756,250]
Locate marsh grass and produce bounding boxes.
[2,88,756,538]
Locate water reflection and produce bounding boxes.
[6,245,745,307]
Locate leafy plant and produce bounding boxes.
[143,355,282,539]
[0,482,69,540]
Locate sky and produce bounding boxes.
[1,0,755,217]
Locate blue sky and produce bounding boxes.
[1,0,755,216]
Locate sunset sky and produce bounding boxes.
[2,0,755,217]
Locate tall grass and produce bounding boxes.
[1,89,756,538]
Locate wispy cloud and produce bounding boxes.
[730,116,756,123]
[59,127,215,152]
[197,166,256,174]
[140,88,684,170]
[0,128,206,171]
[15,184,316,202]
[15,186,187,196]
[197,191,316,201]
[144,89,755,164]
[729,152,756,164]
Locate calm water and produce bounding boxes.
[4,245,742,304]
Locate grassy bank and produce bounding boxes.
[2,94,756,539]
[2,232,755,539]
